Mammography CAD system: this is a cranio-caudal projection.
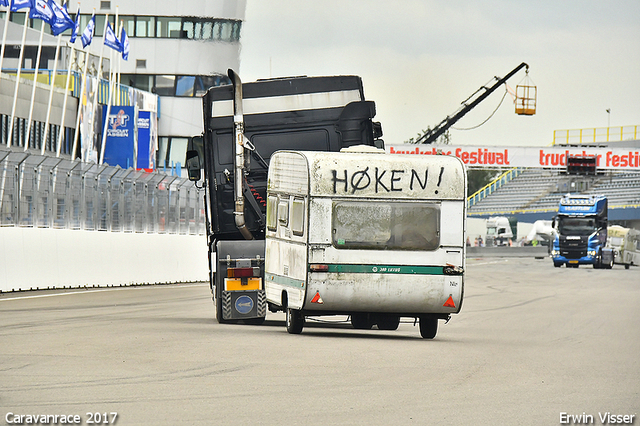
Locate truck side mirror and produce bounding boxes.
[186,150,201,181]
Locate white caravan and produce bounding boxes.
[264,147,467,339]
[608,225,640,269]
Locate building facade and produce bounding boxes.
[1,0,246,169]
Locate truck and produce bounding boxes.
[264,147,466,338]
[186,70,383,323]
[607,225,640,269]
[551,194,615,268]
[485,216,513,246]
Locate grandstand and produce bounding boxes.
[468,162,640,226]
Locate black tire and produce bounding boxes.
[376,314,400,331]
[286,308,304,334]
[215,293,231,324]
[351,313,373,330]
[625,264,630,270]
[553,262,562,268]
[606,257,614,269]
[419,316,438,339]
[593,248,603,269]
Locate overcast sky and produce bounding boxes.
[238,1,639,147]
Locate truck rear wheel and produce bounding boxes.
[376,314,400,330]
[286,308,304,334]
[351,313,373,330]
[419,316,438,339]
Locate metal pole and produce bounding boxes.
[88,14,108,164]
[42,32,64,155]
[7,9,31,148]
[0,4,12,76]
[25,19,47,152]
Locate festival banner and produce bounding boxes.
[386,145,640,171]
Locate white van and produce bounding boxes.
[264,147,467,339]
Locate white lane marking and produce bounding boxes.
[0,283,207,302]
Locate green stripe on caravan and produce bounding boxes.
[314,265,446,275]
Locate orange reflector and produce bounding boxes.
[443,295,456,308]
[311,292,324,304]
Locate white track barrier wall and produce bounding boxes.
[0,228,209,292]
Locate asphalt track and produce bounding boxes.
[0,257,638,425]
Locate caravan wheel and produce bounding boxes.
[376,314,400,331]
[419,317,438,339]
[286,308,304,334]
[351,313,373,330]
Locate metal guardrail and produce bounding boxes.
[0,150,205,235]
[553,125,639,145]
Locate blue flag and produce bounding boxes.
[0,0,10,8]
[81,13,95,48]
[120,26,129,60]
[10,0,33,12]
[69,8,80,43]
[29,0,54,24]
[104,21,122,52]
[50,1,74,36]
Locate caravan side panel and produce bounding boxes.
[265,152,310,310]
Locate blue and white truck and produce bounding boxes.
[551,194,614,269]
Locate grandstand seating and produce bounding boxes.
[468,168,640,217]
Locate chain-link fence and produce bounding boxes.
[0,149,205,235]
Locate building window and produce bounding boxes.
[156,16,183,38]
[136,16,155,38]
[154,75,175,96]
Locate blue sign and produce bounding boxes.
[235,295,254,315]
[137,111,153,170]
[102,106,135,169]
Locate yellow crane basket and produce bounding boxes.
[515,71,536,115]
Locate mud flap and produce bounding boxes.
[222,290,267,320]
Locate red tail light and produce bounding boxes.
[309,264,329,272]
[227,267,260,278]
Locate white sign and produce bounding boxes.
[386,145,640,171]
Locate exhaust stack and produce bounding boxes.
[228,69,254,240]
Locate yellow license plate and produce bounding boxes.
[225,277,261,291]
[568,260,579,264]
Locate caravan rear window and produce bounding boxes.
[332,201,440,251]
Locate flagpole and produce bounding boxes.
[71,8,94,160]
[24,18,46,152]
[99,10,117,166]
[98,54,113,165]
[42,28,63,155]
[71,46,88,159]
[88,14,107,163]
[0,3,12,77]
[7,6,31,148]
[117,21,121,105]
[57,2,79,157]
[56,39,74,156]
[44,0,74,156]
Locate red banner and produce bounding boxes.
[386,145,640,170]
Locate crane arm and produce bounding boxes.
[417,62,529,144]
